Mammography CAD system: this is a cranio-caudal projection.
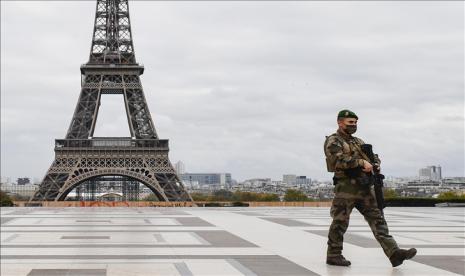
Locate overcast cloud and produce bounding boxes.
[1,1,464,182]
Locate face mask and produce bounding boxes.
[345,125,357,134]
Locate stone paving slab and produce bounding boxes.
[1,207,464,276]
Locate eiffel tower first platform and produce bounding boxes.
[30,0,192,202]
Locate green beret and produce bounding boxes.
[337,109,358,119]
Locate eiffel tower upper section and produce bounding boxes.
[66,0,157,140]
[88,0,136,65]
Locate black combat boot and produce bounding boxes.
[326,255,351,266]
[389,248,417,267]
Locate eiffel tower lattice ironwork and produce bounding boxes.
[31,0,192,202]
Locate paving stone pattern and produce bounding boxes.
[1,207,463,275]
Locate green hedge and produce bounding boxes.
[200,202,250,207]
[284,189,313,202]
[385,197,465,207]
[191,190,280,202]
[0,190,14,207]
[200,198,465,207]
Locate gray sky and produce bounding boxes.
[1,1,464,182]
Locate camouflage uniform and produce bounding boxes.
[324,129,399,258]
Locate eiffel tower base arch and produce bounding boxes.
[31,139,192,202]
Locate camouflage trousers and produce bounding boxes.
[327,186,399,258]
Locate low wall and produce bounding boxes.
[14,201,332,207]
[15,201,197,207]
[247,201,332,207]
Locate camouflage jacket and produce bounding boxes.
[324,129,381,178]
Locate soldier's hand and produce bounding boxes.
[362,160,373,173]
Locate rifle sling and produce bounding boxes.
[352,142,372,164]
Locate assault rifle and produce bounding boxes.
[361,144,386,215]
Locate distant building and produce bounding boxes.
[272,180,283,186]
[295,176,312,187]
[283,174,297,185]
[174,161,186,175]
[442,177,465,189]
[181,173,232,189]
[17,177,31,185]
[183,180,200,189]
[243,178,272,188]
[283,175,311,187]
[407,180,441,188]
[419,166,442,181]
[0,183,38,198]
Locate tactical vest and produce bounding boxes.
[324,133,365,174]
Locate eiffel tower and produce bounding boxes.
[30,0,192,202]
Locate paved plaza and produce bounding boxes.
[1,207,464,276]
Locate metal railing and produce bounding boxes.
[55,138,169,149]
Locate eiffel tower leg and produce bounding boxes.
[154,173,193,201]
[30,170,69,201]
[132,153,192,201]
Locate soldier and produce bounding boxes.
[324,109,417,267]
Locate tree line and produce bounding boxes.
[190,189,315,202]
